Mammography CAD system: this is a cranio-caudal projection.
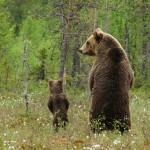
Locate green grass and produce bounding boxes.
[0,87,150,150]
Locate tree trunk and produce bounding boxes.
[71,0,80,77]
[141,0,149,80]
[23,39,29,112]
[125,21,130,60]
[38,49,46,80]
[105,0,109,32]
[94,4,98,30]
[59,0,71,78]
[89,0,93,33]
[5,65,9,85]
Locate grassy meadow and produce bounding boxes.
[0,86,150,150]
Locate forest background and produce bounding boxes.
[0,0,150,91]
[0,0,150,149]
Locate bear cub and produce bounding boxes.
[79,28,134,133]
[48,77,69,130]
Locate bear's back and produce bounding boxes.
[52,93,68,112]
[91,57,131,119]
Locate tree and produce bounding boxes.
[71,0,81,78]
[58,0,72,78]
[141,0,149,80]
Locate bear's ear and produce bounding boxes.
[93,30,103,43]
[48,79,53,86]
[58,77,63,83]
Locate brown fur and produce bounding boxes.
[47,78,69,130]
[79,28,134,133]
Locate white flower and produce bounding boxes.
[113,139,121,145]
[14,131,18,134]
[9,146,15,149]
[74,146,77,149]
[113,140,118,145]
[86,136,89,139]
[4,133,7,136]
[93,144,100,148]
[23,140,26,142]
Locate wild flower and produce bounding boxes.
[83,147,90,150]
[4,133,7,136]
[4,141,10,146]
[11,141,16,143]
[78,105,81,108]
[92,144,100,148]
[13,131,18,134]
[94,134,97,138]
[74,145,77,149]
[8,146,14,149]
[86,136,89,139]
[113,139,121,145]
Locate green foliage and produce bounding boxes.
[0,0,149,90]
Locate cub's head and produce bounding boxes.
[79,28,103,56]
[48,77,63,94]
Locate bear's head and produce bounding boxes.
[79,28,103,56]
[48,77,63,94]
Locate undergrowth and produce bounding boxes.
[0,87,150,150]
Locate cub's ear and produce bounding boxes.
[48,78,53,86]
[93,29,103,43]
[58,77,63,83]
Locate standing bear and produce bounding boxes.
[48,77,69,130]
[79,28,134,133]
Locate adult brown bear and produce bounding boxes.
[48,78,69,131]
[79,28,134,133]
